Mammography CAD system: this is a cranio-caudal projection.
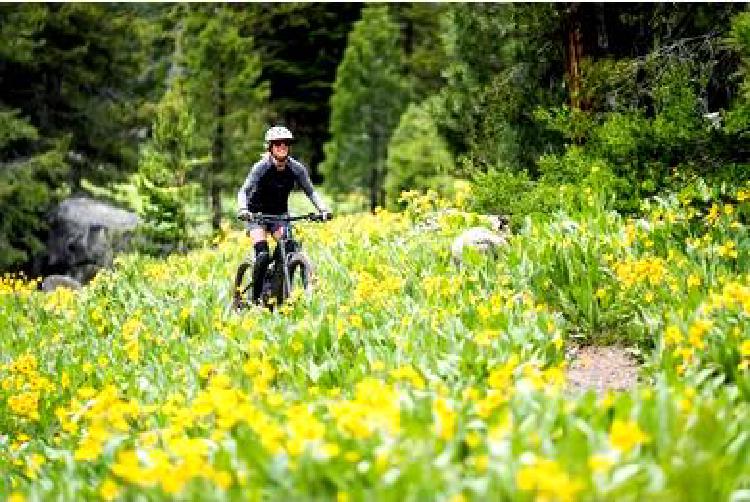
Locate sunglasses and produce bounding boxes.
[270,140,290,147]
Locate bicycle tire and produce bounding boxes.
[232,260,254,310]
[285,252,315,301]
[266,262,284,309]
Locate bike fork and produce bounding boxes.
[279,240,292,300]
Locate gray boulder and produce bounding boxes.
[45,197,139,283]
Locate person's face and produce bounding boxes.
[270,140,289,160]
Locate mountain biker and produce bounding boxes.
[237,125,331,304]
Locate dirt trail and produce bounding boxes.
[566,345,639,395]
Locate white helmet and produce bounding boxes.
[264,126,294,149]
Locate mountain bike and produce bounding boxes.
[233,212,326,310]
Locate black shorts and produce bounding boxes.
[245,217,289,237]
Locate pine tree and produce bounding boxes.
[384,101,454,208]
[0,4,156,187]
[0,109,68,271]
[726,11,750,140]
[321,6,407,211]
[246,4,362,178]
[389,3,451,101]
[436,4,564,174]
[135,82,198,252]
[182,5,268,231]
[0,5,69,271]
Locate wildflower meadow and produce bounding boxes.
[2,186,750,501]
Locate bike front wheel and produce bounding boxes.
[232,259,254,310]
[285,252,315,301]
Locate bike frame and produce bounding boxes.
[240,212,323,303]
[275,225,294,300]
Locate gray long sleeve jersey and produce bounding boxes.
[237,155,327,215]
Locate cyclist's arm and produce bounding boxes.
[238,159,270,211]
[290,159,329,213]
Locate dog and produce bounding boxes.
[451,215,510,266]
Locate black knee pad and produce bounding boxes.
[254,251,270,270]
[253,248,271,280]
[254,240,269,257]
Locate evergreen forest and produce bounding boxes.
[2,4,747,272]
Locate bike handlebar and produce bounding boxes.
[238,212,330,223]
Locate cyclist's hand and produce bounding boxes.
[237,209,253,221]
[320,210,333,222]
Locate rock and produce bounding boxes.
[45,197,139,284]
[40,274,82,292]
[451,215,510,265]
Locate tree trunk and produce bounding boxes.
[369,133,379,213]
[211,69,226,231]
[564,3,585,111]
[378,130,386,209]
[211,182,222,231]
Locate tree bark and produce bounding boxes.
[211,69,226,231]
[564,3,585,111]
[369,131,379,213]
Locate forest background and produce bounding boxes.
[1,3,749,275]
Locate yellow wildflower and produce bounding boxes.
[687,274,701,289]
[99,479,120,501]
[609,419,650,453]
[717,240,738,259]
[688,319,712,350]
[465,431,482,449]
[664,325,683,346]
[433,397,457,441]
[706,203,720,224]
[515,456,584,502]
[389,365,425,389]
[588,454,615,473]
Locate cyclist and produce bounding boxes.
[237,126,331,304]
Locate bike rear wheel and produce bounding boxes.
[285,252,314,301]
